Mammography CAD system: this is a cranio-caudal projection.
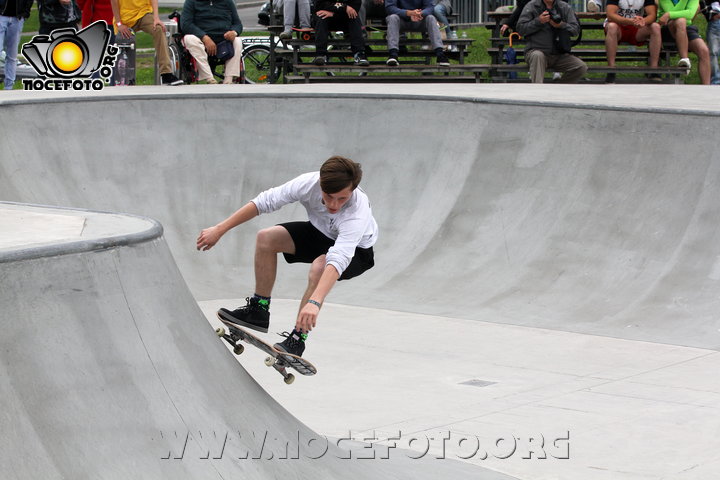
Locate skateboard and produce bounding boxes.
[114,33,136,86]
[216,316,317,384]
[292,27,314,41]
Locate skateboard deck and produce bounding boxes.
[114,34,136,86]
[291,27,314,41]
[216,315,317,384]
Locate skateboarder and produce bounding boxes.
[197,156,378,357]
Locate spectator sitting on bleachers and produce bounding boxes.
[657,0,710,83]
[181,0,244,84]
[516,0,587,82]
[110,0,183,85]
[603,0,661,83]
[385,0,449,66]
[433,0,457,40]
[700,0,719,83]
[312,0,369,66]
[279,0,312,40]
[500,0,531,35]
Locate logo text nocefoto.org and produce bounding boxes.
[21,21,117,91]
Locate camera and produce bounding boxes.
[546,8,563,23]
[22,21,110,78]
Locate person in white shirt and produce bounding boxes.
[196,156,378,357]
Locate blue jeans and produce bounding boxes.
[433,4,450,27]
[708,19,720,85]
[0,15,25,90]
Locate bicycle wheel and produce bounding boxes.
[242,45,281,84]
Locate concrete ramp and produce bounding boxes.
[0,202,505,479]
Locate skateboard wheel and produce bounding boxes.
[234,344,244,355]
[215,327,225,337]
[284,374,295,385]
[264,356,275,367]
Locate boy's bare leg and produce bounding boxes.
[254,226,295,297]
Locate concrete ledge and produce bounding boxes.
[0,202,162,263]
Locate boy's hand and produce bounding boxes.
[197,226,223,251]
[296,302,320,333]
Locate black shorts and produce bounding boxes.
[661,24,701,43]
[280,221,375,281]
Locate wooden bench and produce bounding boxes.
[490,63,688,83]
[486,11,606,36]
[275,35,475,82]
[488,46,656,63]
[280,36,474,62]
[286,63,492,83]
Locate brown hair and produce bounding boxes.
[319,156,363,194]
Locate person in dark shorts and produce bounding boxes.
[196,156,378,357]
[658,0,711,83]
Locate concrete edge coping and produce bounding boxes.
[0,201,163,264]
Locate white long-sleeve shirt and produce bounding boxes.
[251,172,379,276]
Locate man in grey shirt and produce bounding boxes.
[517,0,587,83]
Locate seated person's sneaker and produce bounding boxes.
[436,51,450,66]
[218,297,270,333]
[161,73,184,86]
[274,330,306,357]
[354,51,370,66]
[279,30,292,40]
[386,55,399,66]
[586,0,601,12]
[313,55,327,66]
[678,57,691,69]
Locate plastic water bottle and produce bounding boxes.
[461,31,467,39]
[117,52,127,86]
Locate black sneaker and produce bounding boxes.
[647,73,662,83]
[274,330,306,357]
[218,297,269,333]
[386,55,399,66]
[161,73,184,86]
[436,51,450,66]
[313,55,327,66]
[605,72,616,84]
[354,51,370,66]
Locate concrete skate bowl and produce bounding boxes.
[2,87,720,349]
[1,86,720,479]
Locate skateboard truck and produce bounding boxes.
[216,326,300,384]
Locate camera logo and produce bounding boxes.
[21,21,118,91]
